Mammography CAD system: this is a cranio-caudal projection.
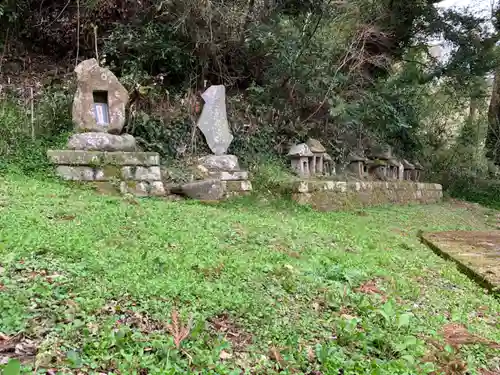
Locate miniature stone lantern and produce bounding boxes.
[366,145,391,180]
[366,159,388,180]
[306,138,326,175]
[288,143,313,178]
[413,162,424,181]
[323,153,334,176]
[402,160,415,180]
[347,153,367,178]
[387,159,402,180]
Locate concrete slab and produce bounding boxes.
[420,231,500,294]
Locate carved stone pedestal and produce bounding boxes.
[47,150,166,196]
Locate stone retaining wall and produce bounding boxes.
[47,150,165,196]
[289,180,443,211]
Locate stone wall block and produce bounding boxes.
[56,166,95,181]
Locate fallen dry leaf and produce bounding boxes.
[442,323,486,347]
[219,350,233,360]
[58,214,76,221]
[0,333,37,364]
[269,346,286,369]
[209,313,253,351]
[307,346,315,362]
[355,279,383,295]
[165,309,193,350]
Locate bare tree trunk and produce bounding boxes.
[486,69,500,164]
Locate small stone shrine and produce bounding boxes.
[347,153,367,178]
[288,139,332,178]
[172,85,252,200]
[366,145,392,180]
[323,153,334,176]
[47,58,165,196]
[306,138,326,175]
[288,143,314,177]
[402,160,415,181]
[413,162,424,181]
[387,158,403,180]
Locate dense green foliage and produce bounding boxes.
[1,1,500,195]
[0,0,497,167]
[1,2,500,373]
[447,175,500,209]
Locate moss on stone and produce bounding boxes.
[100,165,121,179]
[92,182,121,195]
[288,180,443,211]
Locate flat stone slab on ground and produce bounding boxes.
[420,230,500,293]
[171,179,226,201]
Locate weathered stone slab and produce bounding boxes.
[67,133,136,152]
[222,180,252,192]
[198,155,240,171]
[150,181,167,196]
[56,166,95,181]
[420,231,500,293]
[173,179,225,200]
[47,150,160,166]
[288,180,443,211]
[72,58,128,134]
[121,166,161,181]
[120,181,149,197]
[208,171,249,181]
[197,85,233,155]
[94,166,121,181]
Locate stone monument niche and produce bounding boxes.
[71,58,128,134]
[92,91,110,127]
[47,58,166,197]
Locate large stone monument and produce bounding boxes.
[174,85,251,200]
[47,59,165,196]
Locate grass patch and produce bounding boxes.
[0,173,499,374]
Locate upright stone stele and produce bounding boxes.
[72,58,128,134]
[197,85,233,155]
[177,84,251,200]
[47,58,165,197]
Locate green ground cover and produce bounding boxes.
[0,173,498,375]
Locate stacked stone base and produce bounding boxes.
[170,154,252,200]
[210,171,252,198]
[171,171,252,201]
[47,150,165,197]
[289,180,443,212]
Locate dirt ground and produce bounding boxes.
[421,230,500,293]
